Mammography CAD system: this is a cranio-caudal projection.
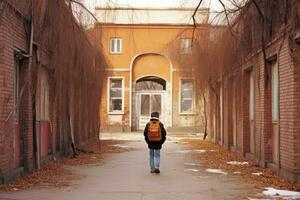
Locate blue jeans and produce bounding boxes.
[149,149,160,170]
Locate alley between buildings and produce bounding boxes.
[2,133,299,200]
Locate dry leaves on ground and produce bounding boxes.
[0,160,74,191]
[180,139,300,191]
[0,139,136,191]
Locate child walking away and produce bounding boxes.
[144,112,167,174]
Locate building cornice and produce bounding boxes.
[95,23,210,29]
[95,7,210,12]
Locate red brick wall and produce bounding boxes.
[292,36,300,177]
[235,69,244,154]
[0,3,34,178]
[278,37,298,172]
[242,68,251,154]
[209,35,300,182]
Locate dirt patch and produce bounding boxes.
[180,139,300,191]
[0,140,136,191]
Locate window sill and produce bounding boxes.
[108,112,124,115]
[179,112,197,116]
[109,52,122,55]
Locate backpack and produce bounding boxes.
[147,121,162,142]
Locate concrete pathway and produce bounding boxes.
[0,136,261,200]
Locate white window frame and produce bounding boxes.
[179,79,195,115]
[107,77,125,115]
[271,60,279,122]
[109,37,122,54]
[180,38,192,54]
[249,69,255,121]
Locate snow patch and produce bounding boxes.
[184,163,200,166]
[184,169,199,172]
[233,171,241,175]
[194,150,207,153]
[227,161,249,165]
[205,168,228,175]
[252,172,263,176]
[111,144,132,148]
[262,187,300,199]
[178,149,207,153]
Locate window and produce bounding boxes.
[249,70,255,121]
[108,78,124,113]
[271,61,279,122]
[110,38,122,54]
[180,38,192,54]
[180,80,194,113]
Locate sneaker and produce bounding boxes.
[155,169,160,174]
[150,169,156,173]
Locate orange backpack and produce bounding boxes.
[147,121,162,142]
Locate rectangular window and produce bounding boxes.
[272,61,279,122]
[109,78,124,113]
[110,38,122,54]
[249,70,255,121]
[180,80,194,113]
[180,38,192,54]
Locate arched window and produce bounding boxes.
[135,76,166,91]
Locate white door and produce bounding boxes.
[138,93,162,130]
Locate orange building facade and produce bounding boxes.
[92,8,209,132]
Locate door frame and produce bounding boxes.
[136,91,165,130]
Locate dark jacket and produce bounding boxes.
[144,118,167,149]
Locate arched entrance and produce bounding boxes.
[130,53,172,130]
[135,76,166,130]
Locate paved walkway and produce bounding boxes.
[0,135,261,200]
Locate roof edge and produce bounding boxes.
[95,7,210,12]
[95,22,211,27]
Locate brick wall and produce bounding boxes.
[292,34,300,180]
[278,37,299,174]
[0,3,34,181]
[209,35,300,182]
[1,1,104,184]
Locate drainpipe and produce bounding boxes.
[28,0,40,170]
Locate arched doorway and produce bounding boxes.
[130,53,172,131]
[135,76,166,130]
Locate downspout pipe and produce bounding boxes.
[28,0,40,170]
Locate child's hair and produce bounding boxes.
[151,112,159,118]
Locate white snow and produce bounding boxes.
[227,161,249,165]
[184,169,199,172]
[184,163,201,166]
[194,150,207,153]
[262,187,300,199]
[205,168,228,175]
[233,171,241,175]
[178,149,207,153]
[111,144,132,148]
[252,172,263,176]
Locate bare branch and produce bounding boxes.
[69,0,99,23]
[192,0,204,43]
[252,0,264,19]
